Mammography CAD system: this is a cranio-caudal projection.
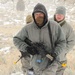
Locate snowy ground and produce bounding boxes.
[0,25,75,75]
[0,0,75,75]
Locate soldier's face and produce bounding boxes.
[55,14,65,22]
[34,12,44,26]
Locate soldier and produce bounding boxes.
[26,15,33,24]
[53,6,75,75]
[13,3,66,75]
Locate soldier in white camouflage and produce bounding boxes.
[52,6,75,75]
[13,3,66,75]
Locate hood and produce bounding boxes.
[32,3,48,28]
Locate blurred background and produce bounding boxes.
[0,0,75,75]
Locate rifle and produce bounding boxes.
[24,37,53,61]
[14,37,53,64]
[25,37,48,56]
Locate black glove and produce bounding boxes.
[26,45,39,55]
[20,51,30,57]
[34,42,47,57]
[51,52,57,60]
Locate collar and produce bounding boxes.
[33,21,49,29]
[59,20,66,26]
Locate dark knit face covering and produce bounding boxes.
[35,13,44,26]
[32,3,48,28]
[33,12,46,28]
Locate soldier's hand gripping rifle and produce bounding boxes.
[25,37,48,57]
[25,37,56,61]
[14,37,54,64]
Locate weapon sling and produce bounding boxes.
[47,22,55,54]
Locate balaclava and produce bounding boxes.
[32,3,48,28]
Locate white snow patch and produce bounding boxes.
[11,72,24,75]
[2,38,8,40]
[0,47,11,54]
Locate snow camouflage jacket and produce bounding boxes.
[58,20,75,52]
[51,17,75,54]
[13,3,66,70]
